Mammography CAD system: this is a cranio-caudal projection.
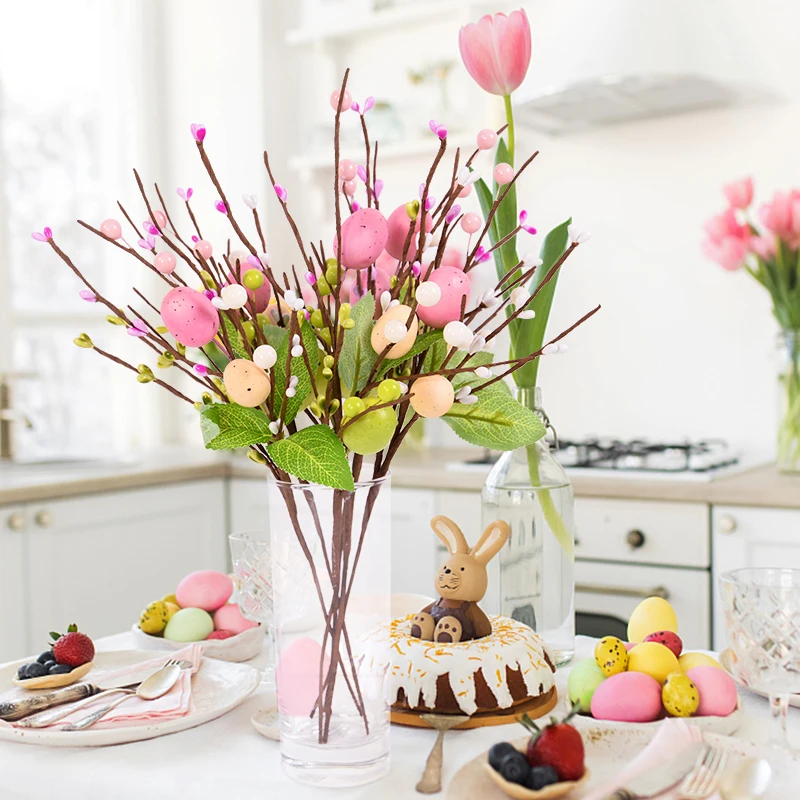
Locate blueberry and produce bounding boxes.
[25,663,47,678]
[36,651,54,665]
[43,660,56,671]
[525,765,560,791]
[499,751,530,785]
[16,665,30,680]
[49,664,73,675]
[488,742,518,771]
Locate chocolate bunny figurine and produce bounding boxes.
[410,515,511,643]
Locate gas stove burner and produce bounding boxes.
[556,438,739,474]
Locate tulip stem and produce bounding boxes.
[503,94,515,166]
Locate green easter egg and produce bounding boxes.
[568,659,606,714]
[163,607,214,642]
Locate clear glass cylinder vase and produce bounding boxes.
[778,330,800,473]
[482,388,575,666]
[267,475,391,787]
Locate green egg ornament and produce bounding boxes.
[342,406,397,455]
[163,607,214,642]
[594,635,629,677]
[568,659,606,714]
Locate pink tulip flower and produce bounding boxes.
[459,9,532,96]
[723,177,754,210]
[750,234,777,260]
[703,207,750,246]
[703,236,749,271]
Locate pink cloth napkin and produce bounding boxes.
[580,719,720,800]
[3,644,202,730]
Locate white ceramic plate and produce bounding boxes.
[448,727,799,799]
[130,624,264,662]
[719,648,800,708]
[0,650,259,747]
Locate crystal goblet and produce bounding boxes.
[719,568,800,750]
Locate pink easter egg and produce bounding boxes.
[416,266,471,329]
[350,267,391,304]
[494,163,514,185]
[687,667,738,717]
[385,203,433,260]
[160,286,220,347]
[334,207,389,269]
[176,570,233,612]
[440,248,466,270]
[375,249,400,275]
[477,128,498,150]
[213,603,259,635]
[151,210,167,229]
[590,672,662,723]
[154,251,177,274]
[277,638,331,716]
[460,212,482,234]
[194,239,213,260]
[100,218,122,240]
[624,642,636,652]
[225,260,272,314]
[207,630,236,640]
[339,159,357,181]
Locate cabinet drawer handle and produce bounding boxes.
[6,512,24,531]
[626,529,645,549]
[576,583,670,600]
[718,514,737,534]
[34,510,52,528]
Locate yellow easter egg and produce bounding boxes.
[223,359,271,407]
[678,652,722,671]
[164,602,180,623]
[628,641,681,684]
[662,671,699,717]
[627,596,679,644]
[594,635,629,676]
[371,304,418,359]
[162,593,179,606]
[139,600,169,635]
[409,375,455,418]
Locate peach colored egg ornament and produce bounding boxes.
[213,603,259,635]
[223,359,271,407]
[176,570,234,612]
[686,666,738,717]
[590,671,663,723]
[371,304,418,358]
[160,286,220,347]
[334,207,389,269]
[385,203,433,260]
[417,266,471,328]
[277,638,332,716]
[409,375,455,418]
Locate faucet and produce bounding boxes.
[0,373,35,461]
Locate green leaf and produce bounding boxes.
[222,316,249,359]
[338,292,377,393]
[422,337,448,374]
[510,218,571,387]
[268,425,355,491]
[378,330,444,378]
[262,326,288,350]
[201,403,273,450]
[271,320,319,424]
[450,353,511,395]
[443,385,546,450]
[476,177,502,278]
[494,137,519,278]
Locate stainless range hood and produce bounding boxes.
[515,0,777,134]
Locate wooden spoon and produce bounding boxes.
[416,713,469,794]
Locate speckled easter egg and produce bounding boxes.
[590,671,663,723]
[627,596,679,644]
[375,249,400,275]
[176,570,233,612]
[662,672,699,717]
[686,666,738,717]
[139,601,169,635]
[276,637,331,716]
[408,375,454,418]
[160,286,220,348]
[416,266,471,329]
[223,359,271,407]
[213,603,259,635]
[627,641,680,684]
[371,304,418,359]
[678,652,722,672]
[226,251,271,312]
[594,636,629,677]
[335,207,389,269]
[644,630,683,659]
[163,607,215,642]
[568,659,606,713]
[384,203,433,260]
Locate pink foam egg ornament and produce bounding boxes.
[460,212,482,234]
[339,159,357,181]
[335,207,389,269]
[330,89,352,112]
[417,266,471,328]
[175,570,234,612]
[342,180,357,196]
[477,128,498,150]
[225,265,271,313]
[151,210,167,229]
[385,203,433,260]
[194,239,213,260]
[494,163,514,186]
[440,248,466,270]
[154,251,177,274]
[687,666,738,717]
[100,218,122,240]
[160,286,220,347]
[375,249,400,275]
[590,671,663,723]
[213,603,259,635]
[277,638,331,716]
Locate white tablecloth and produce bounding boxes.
[1,635,798,800]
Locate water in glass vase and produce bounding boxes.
[482,388,575,665]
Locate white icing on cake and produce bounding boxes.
[371,613,556,716]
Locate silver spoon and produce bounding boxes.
[416,713,469,794]
[719,758,772,800]
[60,661,185,731]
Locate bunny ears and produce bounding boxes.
[430,516,511,566]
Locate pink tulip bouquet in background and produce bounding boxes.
[703,178,800,470]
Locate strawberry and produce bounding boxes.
[50,624,95,667]
[520,706,585,782]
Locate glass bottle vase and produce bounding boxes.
[778,330,800,473]
[482,387,575,665]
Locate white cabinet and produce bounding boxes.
[228,477,270,541]
[712,505,800,650]
[0,479,227,660]
[391,488,437,597]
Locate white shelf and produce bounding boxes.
[286,0,466,46]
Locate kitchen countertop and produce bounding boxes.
[1,446,799,509]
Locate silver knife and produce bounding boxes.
[608,742,707,800]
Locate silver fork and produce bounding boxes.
[679,745,729,799]
[17,659,191,729]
